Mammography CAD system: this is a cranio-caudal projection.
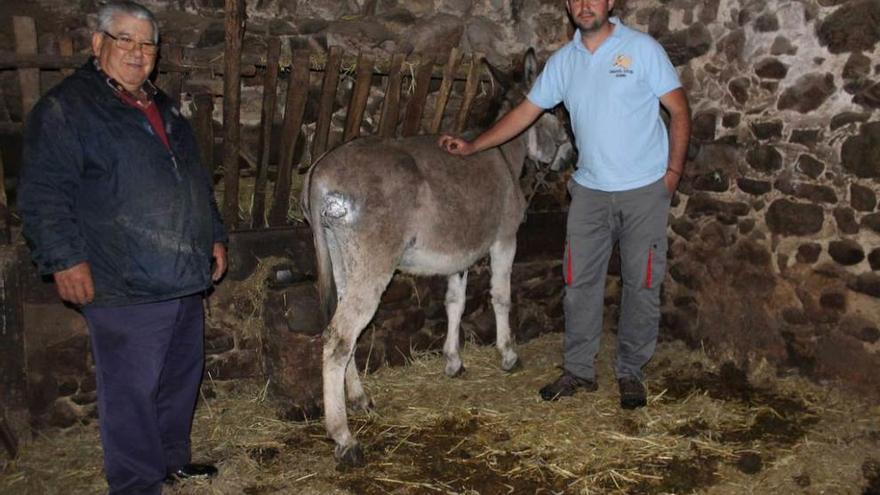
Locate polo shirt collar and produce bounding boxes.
[572,16,627,54]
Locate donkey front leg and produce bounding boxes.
[490,238,520,371]
[443,271,468,377]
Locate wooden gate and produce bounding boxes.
[0,6,500,241]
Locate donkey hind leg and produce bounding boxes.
[323,279,390,467]
[490,238,520,371]
[345,353,374,412]
[443,271,468,377]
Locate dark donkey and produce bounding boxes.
[301,52,567,466]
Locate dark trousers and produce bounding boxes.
[83,294,205,495]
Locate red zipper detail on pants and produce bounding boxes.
[566,241,573,286]
[645,248,653,289]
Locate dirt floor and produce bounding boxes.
[1,332,879,495]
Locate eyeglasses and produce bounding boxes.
[102,31,159,55]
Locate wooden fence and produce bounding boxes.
[0,7,500,242]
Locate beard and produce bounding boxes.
[571,11,607,33]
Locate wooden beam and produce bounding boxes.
[250,38,281,229]
[455,52,483,134]
[192,93,215,175]
[0,51,489,82]
[221,0,245,229]
[268,49,310,227]
[312,45,341,158]
[378,53,405,139]
[429,47,462,134]
[13,16,40,119]
[400,60,434,137]
[0,52,258,76]
[343,51,375,142]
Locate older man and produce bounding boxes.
[440,0,690,409]
[18,1,226,492]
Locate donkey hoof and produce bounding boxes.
[335,443,366,468]
[502,356,522,372]
[445,364,466,378]
[351,397,375,413]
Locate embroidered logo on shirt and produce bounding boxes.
[610,54,634,77]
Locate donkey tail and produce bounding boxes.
[301,163,337,327]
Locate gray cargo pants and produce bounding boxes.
[562,178,671,382]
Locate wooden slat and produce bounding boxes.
[429,47,462,134]
[59,35,74,77]
[268,49,310,227]
[378,53,405,139]
[0,153,9,245]
[401,60,434,137]
[250,38,281,229]
[454,52,483,134]
[13,17,40,119]
[192,93,215,174]
[362,0,378,15]
[160,44,184,107]
[221,0,245,229]
[343,51,375,142]
[312,45,341,158]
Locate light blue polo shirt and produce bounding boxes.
[528,18,681,192]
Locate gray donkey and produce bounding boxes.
[301,52,569,466]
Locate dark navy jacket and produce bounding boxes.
[19,60,227,306]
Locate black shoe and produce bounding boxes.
[539,370,598,401]
[618,377,647,409]
[164,463,218,484]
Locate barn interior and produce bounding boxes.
[0,0,879,493]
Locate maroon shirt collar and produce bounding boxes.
[93,58,158,107]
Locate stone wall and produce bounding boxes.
[622,0,880,399]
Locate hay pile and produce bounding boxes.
[2,332,879,494]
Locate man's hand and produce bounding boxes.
[53,262,95,305]
[437,135,476,156]
[212,242,227,282]
[664,169,681,195]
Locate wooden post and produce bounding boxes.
[378,53,405,139]
[0,153,9,245]
[160,43,184,108]
[343,51,374,143]
[401,60,434,137]
[0,410,17,459]
[0,248,26,459]
[13,16,40,120]
[268,49,310,227]
[454,52,483,134]
[312,46,341,158]
[193,93,215,174]
[59,35,74,77]
[221,0,245,229]
[429,47,462,134]
[250,38,281,229]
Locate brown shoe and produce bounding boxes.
[618,376,647,409]
[539,370,598,401]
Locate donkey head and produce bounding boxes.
[486,49,577,174]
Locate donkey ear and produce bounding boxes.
[524,48,539,86]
